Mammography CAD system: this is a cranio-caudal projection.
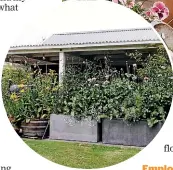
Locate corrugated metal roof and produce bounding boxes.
[10,27,161,50]
[42,27,160,46]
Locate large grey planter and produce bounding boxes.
[102,119,163,147]
[49,114,101,142]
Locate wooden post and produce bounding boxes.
[59,52,66,84]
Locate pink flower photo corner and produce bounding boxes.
[112,0,169,22]
[146,1,169,21]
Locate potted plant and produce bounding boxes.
[2,64,30,135]
[19,69,59,138]
[49,48,172,146]
[49,64,102,142]
[102,47,173,147]
[2,65,59,139]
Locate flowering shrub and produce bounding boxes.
[2,64,31,128]
[112,0,169,22]
[2,47,172,128]
[2,67,59,127]
[126,47,173,126]
[52,47,172,127]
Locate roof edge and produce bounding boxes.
[52,27,152,36]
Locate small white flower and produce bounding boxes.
[92,77,96,81]
[103,80,109,85]
[157,74,162,77]
[105,75,110,79]
[133,64,137,67]
[161,66,166,69]
[88,78,92,82]
[94,84,99,87]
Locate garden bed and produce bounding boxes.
[2,47,172,146]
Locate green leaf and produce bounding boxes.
[38,107,42,113]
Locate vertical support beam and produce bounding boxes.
[59,52,66,84]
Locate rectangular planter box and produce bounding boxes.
[102,119,163,147]
[49,114,101,142]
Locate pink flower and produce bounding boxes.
[119,0,135,8]
[145,9,158,20]
[151,1,169,20]
[145,11,151,17]
[112,0,118,3]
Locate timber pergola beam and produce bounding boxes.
[6,54,58,65]
[7,42,162,85]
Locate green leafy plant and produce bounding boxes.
[2,47,173,128]
[2,64,31,128]
[2,65,59,125]
[53,47,173,127]
[17,69,59,122]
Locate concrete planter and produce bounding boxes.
[49,114,101,142]
[102,119,163,147]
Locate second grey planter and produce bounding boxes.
[49,114,101,142]
[102,119,163,147]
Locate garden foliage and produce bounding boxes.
[54,47,173,127]
[2,65,59,127]
[2,64,30,127]
[2,47,173,127]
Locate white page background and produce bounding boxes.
[0,0,173,170]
